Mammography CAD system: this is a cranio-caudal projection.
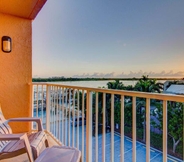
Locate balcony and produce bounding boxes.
[1,1,184,161]
[30,82,184,162]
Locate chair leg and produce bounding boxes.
[23,134,34,162]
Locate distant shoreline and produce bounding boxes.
[32,77,183,82]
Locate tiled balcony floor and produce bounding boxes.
[1,132,61,162]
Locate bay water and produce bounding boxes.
[51,80,166,88]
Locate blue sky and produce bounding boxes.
[32,0,184,78]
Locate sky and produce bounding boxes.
[32,0,184,78]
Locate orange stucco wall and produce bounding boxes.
[0,13,32,133]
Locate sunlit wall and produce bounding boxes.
[0,13,32,132]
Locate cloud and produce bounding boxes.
[72,70,184,78]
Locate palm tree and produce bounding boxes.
[134,75,163,93]
[107,79,125,90]
[131,75,163,142]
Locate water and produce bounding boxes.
[51,80,166,88]
[51,80,117,88]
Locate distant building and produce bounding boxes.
[163,81,184,95]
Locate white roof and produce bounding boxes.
[166,85,184,95]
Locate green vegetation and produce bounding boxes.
[151,102,183,154]
[134,75,164,93]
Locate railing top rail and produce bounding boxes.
[31,82,184,102]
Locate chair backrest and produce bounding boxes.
[0,104,12,150]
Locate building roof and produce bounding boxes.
[165,85,184,95]
[0,0,47,20]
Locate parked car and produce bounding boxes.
[92,123,111,136]
[71,117,86,127]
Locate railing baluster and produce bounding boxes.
[95,92,99,162]
[68,89,71,146]
[41,85,44,122]
[31,85,34,130]
[163,100,167,162]
[31,85,34,118]
[50,86,52,133]
[82,90,85,162]
[55,87,58,138]
[72,89,75,147]
[62,87,64,144]
[50,86,53,133]
[121,95,124,162]
[86,90,92,162]
[111,94,114,162]
[102,93,106,162]
[53,86,56,136]
[49,86,52,132]
[58,87,61,142]
[65,88,68,145]
[52,86,54,133]
[36,85,38,118]
[132,96,136,162]
[56,86,59,139]
[77,90,80,149]
[46,85,51,132]
[146,98,150,162]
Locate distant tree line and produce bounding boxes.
[32,76,180,82]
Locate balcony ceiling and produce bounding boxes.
[0,0,47,20]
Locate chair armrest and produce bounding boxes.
[0,133,34,162]
[0,133,25,141]
[7,118,43,131]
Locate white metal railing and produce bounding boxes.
[31,82,184,162]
